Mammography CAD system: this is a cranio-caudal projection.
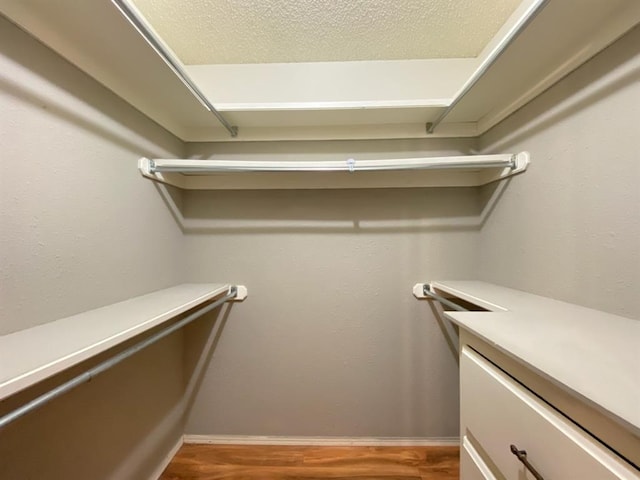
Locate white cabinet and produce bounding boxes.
[424,281,640,480]
[460,346,639,480]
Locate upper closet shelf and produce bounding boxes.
[138,151,530,190]
[3,1,638,141]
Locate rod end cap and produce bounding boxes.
[231,285,248,301]
[413,283,428,299]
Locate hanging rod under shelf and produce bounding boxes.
[138,152,529,189]
[0,286,244,430]
[142,152,528,174]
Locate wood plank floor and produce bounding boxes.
[160,444,459,480]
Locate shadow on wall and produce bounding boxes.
[153,182,514,235]
[428,300,460,364]
[181,304,235,423]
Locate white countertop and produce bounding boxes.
[0,283,231,400]
[432,281,640,437]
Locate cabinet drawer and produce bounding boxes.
[461,346,639,480]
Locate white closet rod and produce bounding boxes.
[111,0,238,137]
[144,153,525,174]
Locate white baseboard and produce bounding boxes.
[183,434,459,447]
[149,436,184,480]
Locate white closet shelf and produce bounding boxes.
[4,1,638,141]
[415,280,640,437]
[138,152,530,190]
[0,283,243,401]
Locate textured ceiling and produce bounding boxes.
[132,0,522,65]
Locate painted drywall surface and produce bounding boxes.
[0,18,186,479]
[478,25,640,319]
[0,24,187,334]
[181,139,480,438]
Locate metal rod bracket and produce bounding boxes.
[412,283,470,312]
[425,122,434,135]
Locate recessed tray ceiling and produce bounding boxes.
[132,0,521,64]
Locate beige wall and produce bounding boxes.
[3,11,638,479]
[0,18,186,479]
[181,139,479,438]
[478,25,640,319]
[179,26,640,439]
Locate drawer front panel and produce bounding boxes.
[461,346,639,480]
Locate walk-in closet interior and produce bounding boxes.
[1,1,639,479]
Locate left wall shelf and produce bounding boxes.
[0,284,233,400]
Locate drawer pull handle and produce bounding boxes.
[510,444,544,480]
